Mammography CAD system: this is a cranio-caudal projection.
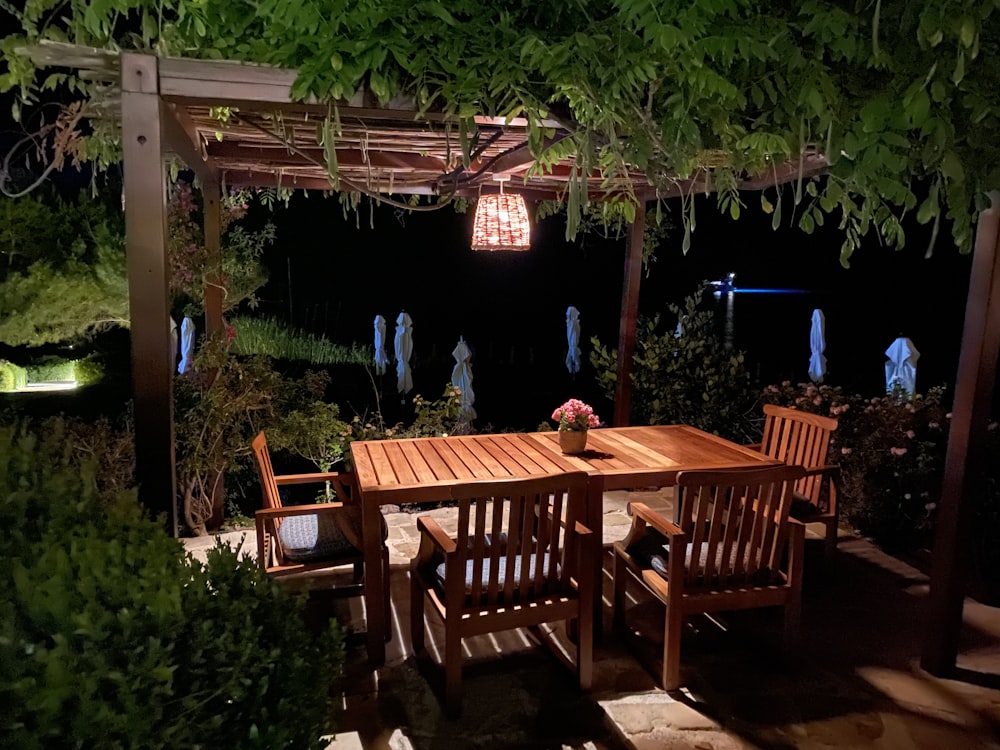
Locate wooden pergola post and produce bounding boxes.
[121,53,177,534]
[613,201,646,426]
[922,192,1000,675]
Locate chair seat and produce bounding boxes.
[278,513,358,562]
[434,553,556,595]
[629,529,775,587]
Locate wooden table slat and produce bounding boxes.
[446,438,502,479]
[462,438,519,478]
[381,440,418,485]
[398,441,438,484]
[426,438,479,481]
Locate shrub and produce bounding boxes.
[25,355,76,382]
[590,285,756,442]
[761,381,950,551]
[0,421,344,749]
[0,360,28,391]
[72,356,105,386]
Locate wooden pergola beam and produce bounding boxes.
[205,142,448,171]
[161,101,218,183]
[121,52,177,534]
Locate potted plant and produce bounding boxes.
[552,398,600,454]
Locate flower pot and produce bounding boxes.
[559,428,588,454]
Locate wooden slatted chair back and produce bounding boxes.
[448,473,589,606]
[674,464,807,589]
[252,431,283,511]
[760,404,837,506]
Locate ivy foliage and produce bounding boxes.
[2,1,999,261]
[0,194,129,345]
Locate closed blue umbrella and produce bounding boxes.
[808,309,827,383]
[178,316,195,374]
[374,315,389,375]
[395,311,413,394]
[566,306,581,374]
[885,337,920,395]
[451,337,476,421]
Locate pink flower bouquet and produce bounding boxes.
[552,398,601,432]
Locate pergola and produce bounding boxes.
[20,40,1000,680]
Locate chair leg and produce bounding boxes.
[382,548,392,641]
[784,597,802,657]
[662,597,683,690]
[409,571,426,655]
[578,604,594,691]
[444,623,463,717]
[612,550,627,633]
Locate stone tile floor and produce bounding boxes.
[186,490,1000,750]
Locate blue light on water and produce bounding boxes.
[713,288,810,296]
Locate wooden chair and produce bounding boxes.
[251,431,390,633]
[613,464,807,690]
[410,472,597,716]
[753,404,841,561]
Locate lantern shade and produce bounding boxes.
[471,193,531,251]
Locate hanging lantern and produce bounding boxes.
[470,189,531,252]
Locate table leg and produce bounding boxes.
[362,494,386,665]
[585,475,605,641]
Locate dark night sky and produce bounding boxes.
[247,186,973,429]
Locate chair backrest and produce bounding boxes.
[760,404,837,504]
[252,431,283,510]
[447,472,590,606]
[674,464,806,588]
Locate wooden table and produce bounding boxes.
[351,425,778,664]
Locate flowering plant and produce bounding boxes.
[552,398,600,431]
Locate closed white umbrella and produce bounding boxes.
[885,337,920,396]
[451,337,476,421]
[394,311,413,394]
[374,315,389,375]
[178,316,195,374]
[566,306,581,374]
[808,308,827,383]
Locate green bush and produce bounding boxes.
[590,285,756,442]
[72,356,105,386]
[0,421,344,749]
[25,356,76,382]
[0,360,28,391]
[761,381,950,551]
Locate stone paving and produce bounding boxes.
[186,490,1000,750]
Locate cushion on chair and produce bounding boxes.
[629,529,775,587]
[434,554,556,594]
[277,512,358,563]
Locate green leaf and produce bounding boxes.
[940,151,964,183]
[959,17,976,48]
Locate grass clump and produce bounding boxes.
[231,315,370,365]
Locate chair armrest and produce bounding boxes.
[630,502,685,538]
[416,516,457,555]
[744,442,762,452]
[255,503,344,520]
[274,471,344,486]
[802,464,840,477]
